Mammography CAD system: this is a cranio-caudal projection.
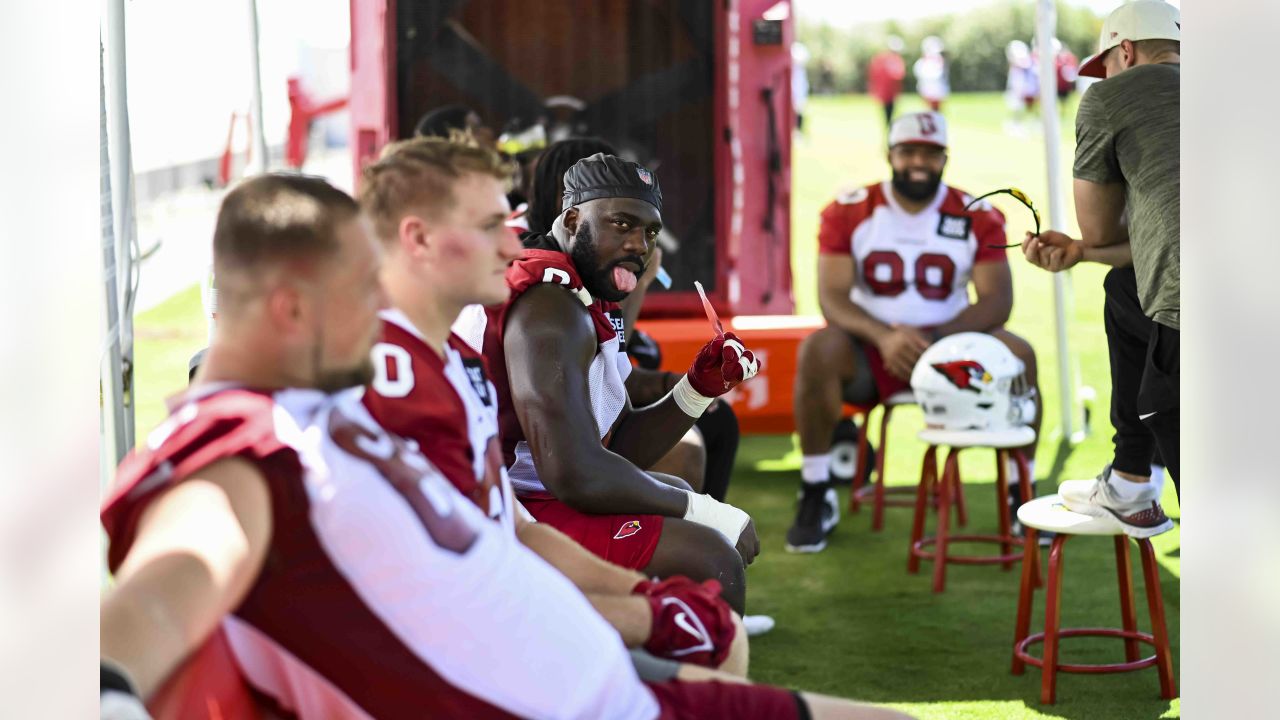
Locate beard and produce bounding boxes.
[569,221,643,303]
[315,358,375,393]
[891,168,943,202]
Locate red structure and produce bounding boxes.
[348,0,796,317]
[286,76,349,170]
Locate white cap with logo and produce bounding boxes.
[888,111,948,149]
[1079,0,1180,79]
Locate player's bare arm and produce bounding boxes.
[504,282,691,516]
[1073,178,1129,248]
[100,457,272,699]
[1024,231,1133,271]
[934,260,1013,336]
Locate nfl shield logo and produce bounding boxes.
[636,168,652,186]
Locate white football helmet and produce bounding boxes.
[910,332,1036,432]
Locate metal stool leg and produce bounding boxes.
[932,448,959,593]
[871,405,894,530]
[995,449,1013,569]
[848,411,870,514]
[1011,525,1039,675]
[1139,539,1178,699]
[1114,536,1141,662]
[908,445,937,574]
[1041,534,1069,704]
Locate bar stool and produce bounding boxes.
[907,425,1039,593]
[847,390,916,530]
[1011,495,1177,704]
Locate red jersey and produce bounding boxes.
[867,51,905,103]
[101,385,658,720]
[362,310,517,534]
[452,246,631,498]
[817,181,1007,328]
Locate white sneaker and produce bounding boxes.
[743,614,776,637]
[1058,465,1174,538]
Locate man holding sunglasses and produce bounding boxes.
[786,111,1042,553]
[1022,0,1179,536]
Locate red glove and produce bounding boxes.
[634,576,736,667]
[685,331,761,398]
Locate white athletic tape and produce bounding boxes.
[723,338,745,357]
[683,491,751,546]
[671,375,714,418]
[738,355,759,380]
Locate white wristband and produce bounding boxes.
[670,375,714,418]
[683,491,750,546]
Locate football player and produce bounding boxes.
[786,111,1042,552]
[359,137,743,671]
[99,173,910,720]
[453,152,763,615]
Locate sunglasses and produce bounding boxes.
[964,187,1040,248]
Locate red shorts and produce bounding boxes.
[648,680,801,720]
[861,342,912,402]
[520,494,665,570]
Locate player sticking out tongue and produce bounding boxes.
[547,152,663,302]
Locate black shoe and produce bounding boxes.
[785,482,839,553]
[1011,519,1055,547]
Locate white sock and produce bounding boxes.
[1107,466,1156,502]
[801,455,831,485]
[1149,464,1166,493]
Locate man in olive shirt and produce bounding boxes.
[1022,0,1180,537]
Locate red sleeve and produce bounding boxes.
[101,390,294,572]
[972,205,1009,264]
[817,200,854,255]
[362,338,477,495]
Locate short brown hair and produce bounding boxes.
[213,173,358,276]
[359,136,513,243]
[1134,38,1179,58]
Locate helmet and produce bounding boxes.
[910,332,1036,433]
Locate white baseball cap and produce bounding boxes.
[888,111,947,149]
[1079,1,1180,79]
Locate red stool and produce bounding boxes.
[907,426,1040,593]
[1011,495,1177,704]
[847,391,916,530]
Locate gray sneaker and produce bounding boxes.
[1057,464,1174,538]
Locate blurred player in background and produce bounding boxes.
[913,36,949,113]
[868,36,906,129]
[786,111,1041,553]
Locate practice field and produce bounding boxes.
[129,93,1179,719]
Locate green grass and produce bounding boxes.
[130,93,1178,719]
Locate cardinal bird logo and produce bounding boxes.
[613,520,643,540]
[931,360,993,393]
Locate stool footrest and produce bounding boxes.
[853,482,919,507]
[912,534,1021,565]
[1014,628,1160,674]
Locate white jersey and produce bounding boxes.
[103,385,659,720]
[817,181,1008,328]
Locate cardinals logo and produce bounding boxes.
[613,520,642,540]
[932,360,992,393]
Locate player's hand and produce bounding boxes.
[878,325,931,380]
[635,576,736,667]
[1023,230,1083,272]
[686,331,761,397]
[735,517,760,565]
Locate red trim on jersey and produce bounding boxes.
[649,679,801,720]
[484,248,622,466]
[103,388,521,719]
[816,183,884,256]
[938,186,1009,264]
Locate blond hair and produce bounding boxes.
[359,135,513,242]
